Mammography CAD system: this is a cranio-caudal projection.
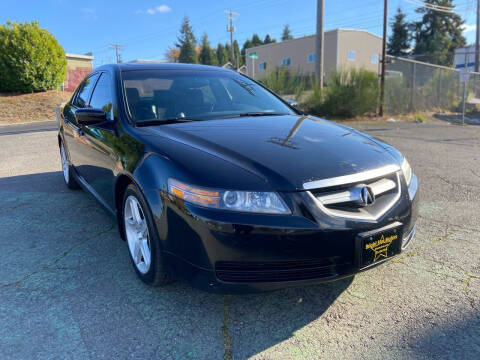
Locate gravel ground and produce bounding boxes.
[0,91,72,125]
[0,119,479,360]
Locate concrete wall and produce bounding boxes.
[245,29,381,79]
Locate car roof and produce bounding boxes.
[94,62,236,73]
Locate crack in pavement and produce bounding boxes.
[418,215,480,233]
[403,225,457,259]
[0,224,115,289]
[438,175,480,189]
[221,295,233,360]
[392,227,479,310]
[394,258,479,310]
[0,194,43,216]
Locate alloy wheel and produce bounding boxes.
[124,195,152,274]
[60,144,69,183]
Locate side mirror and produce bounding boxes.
[286,99,298,107]
[75,108,106,126]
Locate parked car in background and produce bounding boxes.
[57,63,418,293]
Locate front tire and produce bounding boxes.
[122,184,169,286]
[60,142,79,190]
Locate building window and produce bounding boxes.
[281,58,291,67]
[307,53,316,63]
[371,54,379,64]
[347,50,356,61]
[259,62,267,72]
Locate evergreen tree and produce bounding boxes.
[176,16,197,64]
[281,24,293,41]
[264,34,276,44]
[241,39,254,65]
[225,42,232,63]
[387,8,411,56]
[216,44,228,65]
[199,33,217,65]
[233,39,242,67]
[411,0,466,66]
[251,34,263,47]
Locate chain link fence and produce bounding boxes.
[384,55,480,114]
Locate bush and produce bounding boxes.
[423,69,459,111]
[259,67,305,97]
[414,113,425,123]
[319,68,379,118]
[0,21,67,93]
[299,75,323,112]
[385,75,411,114]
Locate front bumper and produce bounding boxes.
[156,174,419,294]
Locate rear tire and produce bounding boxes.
[60,142,80,190]
[122,184,169,286]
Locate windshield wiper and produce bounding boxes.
[135,117,197,127]
[237,112,289,117]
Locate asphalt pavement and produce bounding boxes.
[0,119,479,360]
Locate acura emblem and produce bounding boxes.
[360,186,375,206]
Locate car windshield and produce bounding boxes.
[121,69,294,123]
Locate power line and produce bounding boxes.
[109,43,124,63]
[225,10,240,67]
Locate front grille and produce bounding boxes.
[215,259,346,283]
[311,171,401,221]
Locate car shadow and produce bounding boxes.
[0,171,353,359]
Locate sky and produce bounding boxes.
[0,0,477,66]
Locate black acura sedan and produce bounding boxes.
[57,63,418,293]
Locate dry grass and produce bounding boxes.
[0,91,73,125]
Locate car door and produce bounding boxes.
[75,71,118,209]
[63,73,100,168]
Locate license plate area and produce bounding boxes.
[356,222,403,269]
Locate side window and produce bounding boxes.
[89,72,113,119]
[73,73,100,108]
[281,58,291,67]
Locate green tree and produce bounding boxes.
[412,0,466,66]
[176,16,197,64]
[0,21,66,93]
[387,8,411,56]
[225,42,232,63]
[233,40,242,67]
[199,33,217,65]
[264,34,276,44]
[216,43,228,65]
[251,34,263,47]
[281,24,293,41]
[241,39,253,65]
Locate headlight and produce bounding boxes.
[401,157,412,186]
[167,179,291,214]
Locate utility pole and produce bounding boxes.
[109,43,124,63]
[225,10,239,68]
[379,0,388,117]
[475,0,479,72]
[315,0,325,89]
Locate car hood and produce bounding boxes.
[142,115,399,191]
